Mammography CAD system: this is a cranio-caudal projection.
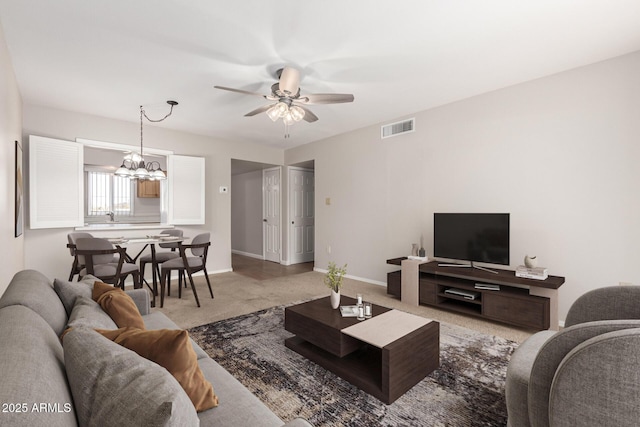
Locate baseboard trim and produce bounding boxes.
[231,249,264,260]
[313,268,386,287]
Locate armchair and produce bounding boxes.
[506,286,640,427]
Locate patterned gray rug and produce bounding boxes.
[188,305,517,426]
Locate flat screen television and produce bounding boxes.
[434,213,510,271]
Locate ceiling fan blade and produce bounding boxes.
[297,106,318,123]
[278,67,300,96]
[298,93,355,104]
[214,85,268,98]
[244,104,274,117]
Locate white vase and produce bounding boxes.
[524,255,538,268]
[330,290,340,309]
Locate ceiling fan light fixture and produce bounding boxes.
[282,112,295,126]
[266,104,281,121]
[275,101,289,117]
[290,105,305,122]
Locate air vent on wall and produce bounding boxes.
[381,118,415,139]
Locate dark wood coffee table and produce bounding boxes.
[284,295,439,404]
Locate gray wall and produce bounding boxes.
[231,170,263,257]
[286,51,640,324]
[0,21,23,294]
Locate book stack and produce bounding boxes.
[516,265,548,280]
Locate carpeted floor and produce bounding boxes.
[189,304,517,427]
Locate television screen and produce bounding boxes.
[433,213,510,265]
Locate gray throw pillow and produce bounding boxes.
[66,296,117,331]
[64,327,199,426]
[53,275,98,316]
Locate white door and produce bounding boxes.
[263,167,281,263]
[289,167,314,264]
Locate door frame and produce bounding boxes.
[262,166,282,263]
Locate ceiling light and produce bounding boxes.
[289,105,305,122]
[114,100,177,180]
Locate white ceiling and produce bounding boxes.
[1,1,640,149]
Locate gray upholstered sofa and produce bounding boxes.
[506,286,640,427]
[0,269,311,426]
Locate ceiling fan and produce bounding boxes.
[214,66,354,133]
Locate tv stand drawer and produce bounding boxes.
[483,292,550,330]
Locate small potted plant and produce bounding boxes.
[325,261,347,309]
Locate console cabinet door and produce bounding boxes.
[387,271,401,297]
[483,293,550,330]
[419,279,437,305]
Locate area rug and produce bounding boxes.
[188,305,517,426]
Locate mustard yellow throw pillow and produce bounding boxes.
[97,327,218,412]
[92,281,145,330]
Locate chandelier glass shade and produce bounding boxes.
[115,101,177,180]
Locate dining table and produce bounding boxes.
[106,235,187,307]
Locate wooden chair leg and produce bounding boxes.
[166,271,171,297]
[68,259,77,281]
[203,268,214,299]
[186,270,201,307]
[160,270,166,308]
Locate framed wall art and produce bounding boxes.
[15,140,24,237]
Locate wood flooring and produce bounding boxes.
[231,253,314,281]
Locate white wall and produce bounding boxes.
[286,51,640,323]
[21,105,283,281]
[0,21,24,295]
[231,169,263,257]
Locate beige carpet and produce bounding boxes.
[152,270,533,343]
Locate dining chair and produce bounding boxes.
[67,232,93,281]
[139,229,183,295]
[75,237,141,290]
[160,232,213,308]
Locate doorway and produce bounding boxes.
[230,159,280,263]
[288,163,315,265]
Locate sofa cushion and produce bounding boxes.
[143,311,210,360]
[0,270,67,336]
[64,327,199,426]
[92,281,145,329]
[0,305,77,426]
[53,274,98,316]
[65,296,117,333]
[98,327,218,412]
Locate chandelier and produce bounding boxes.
[115,100,178,180]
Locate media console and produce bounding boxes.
[386,258,565,330]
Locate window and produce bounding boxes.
[87,171,134,216]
